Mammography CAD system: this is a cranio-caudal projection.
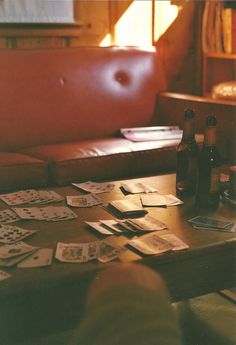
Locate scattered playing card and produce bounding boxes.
[0,209,20,224]
[99,220,124,233]
[85,221,114,235]
[0,224,36,244]
[98,241,124,263]
[127,215,168,231]
[55,242,88,263]
[108,199,148,217]
[0,189,37,205]
[0,189,63,206]
[128,233,173,255]
[120,182,157,194]
[159,233,189,251]
[188,216,233,229]
[0,251,35,267]
[66,194,101,208]
[72,181,115,194]
[140,193,183,207]
[17,248,53,268]
[0,269,11,281]
[12,206,77,222]
[0,241,38,259]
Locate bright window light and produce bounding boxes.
[99,0,179,47]
[154,1,179,41]
[114,1,152,47]
[100,33,112,47]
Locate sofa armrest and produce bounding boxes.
[156,92,236,164]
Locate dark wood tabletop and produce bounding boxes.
[0,173,235,343]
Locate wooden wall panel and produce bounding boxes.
[155,2,204,95]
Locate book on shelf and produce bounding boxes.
[120,126,183,142]
[202,2,236,54]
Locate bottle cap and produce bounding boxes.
[206,115,217,127]
[184,109,195,119]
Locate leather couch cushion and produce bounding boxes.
[0,47,166,151]
[0,152,48,191]
[21,137,182,185]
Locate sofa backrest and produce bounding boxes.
[0,46,166,151]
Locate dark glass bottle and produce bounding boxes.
[176,109,199,195]
[196,115,222,208]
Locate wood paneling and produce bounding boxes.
[155,2,204,95]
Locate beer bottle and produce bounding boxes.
[176,109,199,195]
[196,115,222,208]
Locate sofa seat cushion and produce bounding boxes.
[21,137,185,186]
[0,152,48,191]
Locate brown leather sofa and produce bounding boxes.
[0,46,234,192]
[0,46,179,191]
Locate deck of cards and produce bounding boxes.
[0,241,39,267]
[0,189,63,206]
[188,216,236,233]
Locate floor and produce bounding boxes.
[12,291,236,345]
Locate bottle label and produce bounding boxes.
[210,168,220,193]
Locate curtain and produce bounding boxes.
[0,0,74,23]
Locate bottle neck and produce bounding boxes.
[204,127,216,147]
[182,119,195,141]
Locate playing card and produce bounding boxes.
[128,233,173,255]
[72,181,115,194]
[120,182,157,194]
[140,193,183,207]
[110,220,137,232]
[0,251,36,267]
[0,224,36,244]
[0,189,37,205]
[0,269,11,281]
[12,207,43,220]
[108,200,148,217]
[55,242,88,263]
[192,222,236,233]
[98,241,124,263]
[0,241,38,259]
[159,233,189,251]
[87,241,100,260]
[85,221,114,235]
[188,216,233,229]
[164,194,184,206]
[0,209,20,224]
[140,193,167,207]
[29,191,64,204]
[128,215,168,231]
[67,194,101,208]
[17,248,53,268]
[99,220,124,233]
[12,206,77,222]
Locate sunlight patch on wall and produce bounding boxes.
[114,1,152,47]
[154,1,179,41]
[100,33,111,47]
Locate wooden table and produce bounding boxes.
[1,173,235,343]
